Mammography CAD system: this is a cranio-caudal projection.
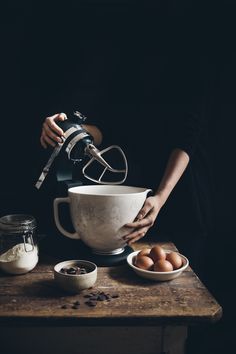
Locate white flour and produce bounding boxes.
[0,243,38,274]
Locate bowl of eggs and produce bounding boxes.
[127,245,189,281]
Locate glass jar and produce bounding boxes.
[0,214,38,275]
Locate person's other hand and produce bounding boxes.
[123,195,163,245]
[40,113,67,148]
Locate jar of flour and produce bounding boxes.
[0,214,38,275]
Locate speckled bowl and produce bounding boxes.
[127,250,189,281]
[54,259,97,293]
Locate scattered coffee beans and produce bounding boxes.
[84,291,119,307]
[60,290,119,310]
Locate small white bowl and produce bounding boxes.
[54,260,97,293]
[127,250,189,281]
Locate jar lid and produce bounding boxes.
[0,214,37,234]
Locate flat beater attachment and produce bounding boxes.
[82,144,128,184]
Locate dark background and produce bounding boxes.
[0,1,235,353]
[0,1,234,233]
[0,0,234,226]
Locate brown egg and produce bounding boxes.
[153,259,174,272]
[166,252,183,270]
[137,248,151,258]
[149,245,166,262]
[135,255,154,270]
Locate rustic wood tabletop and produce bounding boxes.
[0,239,222,327]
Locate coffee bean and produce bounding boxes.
[72,304,80,309]
[67,267,78,275]
[80,268,87,274]
[85,300,97,307]
[90,295,99,300]
[61,304,68,309]
[98,294,107,301]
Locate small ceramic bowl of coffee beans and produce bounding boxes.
[54,260,97,293]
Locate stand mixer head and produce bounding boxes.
[35,111,128,189]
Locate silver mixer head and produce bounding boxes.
[35,113,128,189]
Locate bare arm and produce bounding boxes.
[154,148,190,206]
[124,148,190,244]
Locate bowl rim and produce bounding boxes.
[54,259,97,277]
[127,250,189,275]
[68,185,151,197]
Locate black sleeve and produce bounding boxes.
[167,54,209,158]
[170,108,207,158]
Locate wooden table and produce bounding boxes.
[0,240,222,354]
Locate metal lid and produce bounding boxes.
[0,214,37,234]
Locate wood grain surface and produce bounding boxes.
[0,240,222,326]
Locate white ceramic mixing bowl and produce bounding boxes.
[53,185,151,255]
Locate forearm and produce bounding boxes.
[154,148,190,206]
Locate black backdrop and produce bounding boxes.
[0,0,234,236]
[0,2,235,352]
